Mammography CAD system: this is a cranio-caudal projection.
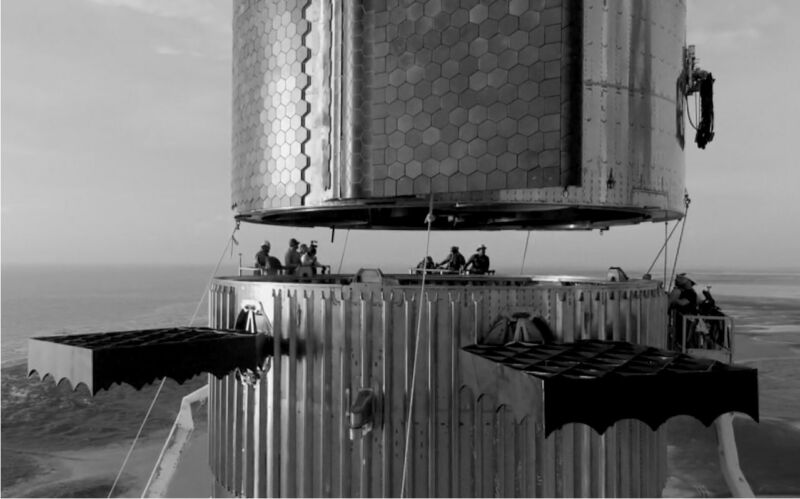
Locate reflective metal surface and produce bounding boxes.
[232,0,687,229]
[26,327,265,394]
[208,275,668,497]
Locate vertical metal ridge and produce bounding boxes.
[596,291,606,341]
[402,294,415,493]
[299,290,314,497]
[474,394,484,496]
[642,428,652,497]
[254,375,265,498]
[208,375,215,472]
[541,423,556,497]
[553,429,564,497]
[413,292,429,498]
[280,290,298,497]
[533,417,543,497]
[319,289,333,497]
[607,288,619,342]
[358,292,371,497]
[495,406,505,497]
[224,373,234,493]
[387,294,403,496]
[576,424,591,497]
[618,420,631,496]
[449,295,460,498]
[233,379,243,495]
[458,385,475,497]
[242,382,254,497]
[267,289,282,498]
[560,425,575,497]
[380,292,393,497]
[225,286,235,329]
[337,289,351,498]
[630,420,641,497]
[576,291,589,340]
[426,294,437,498]
[592,430,606,497]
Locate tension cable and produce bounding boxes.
[109,222,240,498]
[400,194,435,498]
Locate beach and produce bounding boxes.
[1,366,207,498]
[2,277,799,497]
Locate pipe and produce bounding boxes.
[142,384,210,498]
[715,412,755,497]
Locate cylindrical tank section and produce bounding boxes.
[232,0,687,229]
[207,275,668,497]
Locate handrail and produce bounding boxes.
[408,268,496,276]
[678,314,734,363]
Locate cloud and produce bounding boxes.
[689,27,761,49]
[84,0,229,33]
[688,0,794,50]
[154,44,205,58]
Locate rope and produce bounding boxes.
[520,231,531,274]
[400,196,435,498]
[669,192,692,288]
[645,221,681,276]
[108,379,166,497]
[189,223,240,326]
[664,217,668,285]
[109,223,240,498]
[336,229,350,274]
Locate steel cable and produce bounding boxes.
[400,196,435,498]
[108,223,239,498]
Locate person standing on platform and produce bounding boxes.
[669,273,699,348]
[284,238,302,275]
[465,244,490,274]
[417,256,435,271]
[438,246,466,272]
[302,241,329,274]
[255,240,282,275]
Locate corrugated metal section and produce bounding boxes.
[208,278,667,497]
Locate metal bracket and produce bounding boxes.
[347,387,382,439]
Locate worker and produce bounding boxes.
[417,256,435,270]
[465,244,490,274]
[669,273,699,349]
[255,240,282,275]
[284,238,302,274]
[438,246,466,272]
[301,241,329,274]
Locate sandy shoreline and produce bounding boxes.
[3,433,169,498]
[1,364,207,498]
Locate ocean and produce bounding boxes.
[2,264,800,497]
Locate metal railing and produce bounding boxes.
[408,267,496,276]
[677,313,735,363]
[239,266,330,277]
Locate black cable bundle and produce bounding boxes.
[695,72,715,149]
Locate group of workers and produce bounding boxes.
[417,244,492,274]
[668,272,726,350]
[255,238,329,275]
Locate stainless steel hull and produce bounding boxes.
[208,275,668,497]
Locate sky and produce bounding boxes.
[2,0,799,273]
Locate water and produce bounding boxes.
[1,264,236,364]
